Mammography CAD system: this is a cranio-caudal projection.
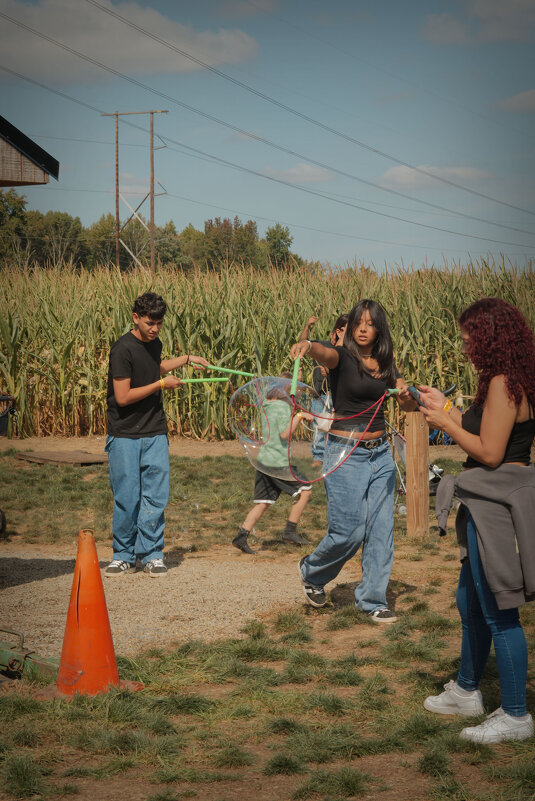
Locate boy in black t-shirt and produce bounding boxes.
[104,292,208,577]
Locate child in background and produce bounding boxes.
[233,373,314,554]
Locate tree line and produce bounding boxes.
[0,189,305,270]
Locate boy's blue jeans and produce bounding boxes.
[105,434,169,565]
[456,511,528,716]
[300,436,396,613]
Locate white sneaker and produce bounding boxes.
[424,680,484,716]
[104,559,136,577]
[460,707,534,744]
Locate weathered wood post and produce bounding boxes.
[405,411,429,536]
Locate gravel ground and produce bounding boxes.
[0,540,311,659]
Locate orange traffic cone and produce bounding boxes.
[54,529,142,696]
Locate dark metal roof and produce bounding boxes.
[0,115,59,180]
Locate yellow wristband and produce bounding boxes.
[160,378,165,390]
[443,398,452,413]
[295,412,302,420]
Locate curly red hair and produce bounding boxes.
[459,298,535,408]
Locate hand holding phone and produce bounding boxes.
[407,386,426,408]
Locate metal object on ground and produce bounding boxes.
[0,629,59,680]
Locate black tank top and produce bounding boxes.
[329,346,398,431]
[462,403,535,468]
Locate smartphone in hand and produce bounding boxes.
[407,386,425,408]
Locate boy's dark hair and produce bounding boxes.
[132,292,167,319]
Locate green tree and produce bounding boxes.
[265,223,293,266]
[85,213,116,268]
[0,190,28,268]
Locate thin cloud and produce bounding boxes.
[495,89,535,112]
[262,163,333,184]
[0,0,257,84]
[421,0,535,45]
[380,165,492,190]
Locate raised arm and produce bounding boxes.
[290,339,339,370]
[297,315,319,342]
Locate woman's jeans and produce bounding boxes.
[456,511,528,716]
[311,394,329,461]
[106,434,169,565]
[300,436,395,613]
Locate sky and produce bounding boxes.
[1,0,535,269]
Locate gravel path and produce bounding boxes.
[0,540,312,659]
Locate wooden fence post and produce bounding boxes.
[405,411,429,536]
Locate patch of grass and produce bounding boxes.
[286,724,362,764]
[63,757,135,779]
[417,746,453,777]
[211,744,254,768]
[293,766,371,799]
[266,717,305,735]
[3,754,45,798]
[304,691,352,716]
[263,753,306,775]
[150,693,216,715]
[325,605,359,630]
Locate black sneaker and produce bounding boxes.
[143,558,168,577]
[232,528,257,554]
[298,558,326,607]
[104,559,136,577]
[282,531,309,545]
[368,607,397,624]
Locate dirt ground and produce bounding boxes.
[0,436,463,661]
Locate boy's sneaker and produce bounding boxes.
[367,607,397,624]
[298,558,326,607]
[460,707,534,743]
[143,558,168,577]
[424,680,484,716]
[104,559,136,577]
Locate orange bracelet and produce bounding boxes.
[160,378,165,390]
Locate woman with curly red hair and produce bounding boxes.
[419,298,535,744]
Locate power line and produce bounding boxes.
[83,0,535,217]
[1,25,534,247]
[2,69,534,252]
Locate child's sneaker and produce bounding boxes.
[424,680,484,716]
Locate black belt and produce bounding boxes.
[328,433,388,450]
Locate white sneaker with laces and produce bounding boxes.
[104,559,136,577]
[460,707,534,744]
[424,680,484,716]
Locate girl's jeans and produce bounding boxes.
[106,434,169,565]
[300,436,395,613]
[456,510,528,716]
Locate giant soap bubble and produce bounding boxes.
[228,375,368,483]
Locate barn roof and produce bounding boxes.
[0,115,59,184]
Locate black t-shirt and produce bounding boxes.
[329,346,397,431]
[107,332,167,438]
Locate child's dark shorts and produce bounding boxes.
[253,469,312,504]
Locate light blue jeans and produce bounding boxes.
[300,435,396,613]
[456,511,528,716]
[311,394,329,461]
[105,434,169,565]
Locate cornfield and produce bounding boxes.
[0,258,533,438]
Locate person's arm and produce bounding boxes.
[419,385,463,426]
[394,376,419,412]
[113,374,181,407]
[291,339,339,370]
[160,354,210,374]
[419,375,517,467]
[280,410,314,440]
[297,315,318,342]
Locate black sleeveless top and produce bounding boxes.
[329,346,398,431]
[462,403,535,468]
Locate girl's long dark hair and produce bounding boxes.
[459,298,535,408]
[343,300,397,387]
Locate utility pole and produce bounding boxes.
[101,109,168,272]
